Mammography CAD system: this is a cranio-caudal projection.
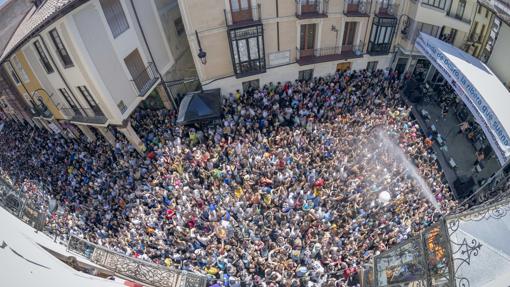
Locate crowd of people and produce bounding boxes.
[0,69,457,286]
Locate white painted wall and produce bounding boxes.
[71,3,136,122]
[487,22,510,89]
[130,0,174,74]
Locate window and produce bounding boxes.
[77,86,104,116]
[300,24,316,51]
[6,64,20,85]
[478,4,482,14]
[242,79,259,92]
[485,7,490,18]
[417,22,441,38]
[229,25,265,77]
[368,17,396,54]
[422,0,446,10]
[456,0,466,18]
[366,61,378,72]
[117,100,127,113]
[59,88,82,115]
[49,29,73,67]
[34,40,54,74]
[298,69,314,81]
[11,55,29,83]
[124,49,155,95]
[100,0,129,38]
[230,0,250,11]
[174,17,185,36]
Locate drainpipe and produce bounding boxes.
[128,0,176,109]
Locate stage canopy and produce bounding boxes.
[176,88,222,125]
[416,32,510,164]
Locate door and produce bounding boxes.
[395,57,408,76]
[124,49,150,94]
[300,24,316,57]
[230,0,252,23]
[301,0,317,14]
[336,62,351,72]
[342,22,357,51]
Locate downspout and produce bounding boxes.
[128,0,176,109]
[35,34,79,115]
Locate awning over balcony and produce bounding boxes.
[416,32,510,164]
[177,89,222,125]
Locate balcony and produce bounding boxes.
[130,62,160,97]
[295,0,328,19]
[467,33,481,44]
[224,3,261,28]
[445,11,471,24]
[62,108,107,125]
[344,0,371,17]
[296,44,364,66]
[367,42,392,55]
[375,1,398,17]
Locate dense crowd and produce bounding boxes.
[0,69,456,286]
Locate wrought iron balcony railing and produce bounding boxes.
[61,107,107,125]
[445,10,471,24]
[33,104,52,119]
[224,3,261,27]
[467,32,481,43]
[344,0,371,16]
[0,176,208,287]
[130,62,159,97]
[295,0,329,19]
[375,1,399,17]
[67,235,208,287]
[367,42,392,54]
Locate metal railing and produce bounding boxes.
[344,0,371,15]
[375,1,399,17]
[131,62,160,97]
[367,42,392,54]
[224,3,261,26]
[295,0,329,18]
[445,10,471,24]
[296,43,364,60]
[67,236,207,287]
[34,105,53,119]
[0,176,208,287]
[457,160,510,210]
[61,108,107,125]
[467,32,481,43]
[0,178,47,232]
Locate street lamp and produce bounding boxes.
[195,30,207,65]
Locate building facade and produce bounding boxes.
[466,0,510,89]
[179,0,477,92]
[0,0,197,151]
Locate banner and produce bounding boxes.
[415,32,510,164]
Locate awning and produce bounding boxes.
[415,32,510,164]
[176,88,222,125]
